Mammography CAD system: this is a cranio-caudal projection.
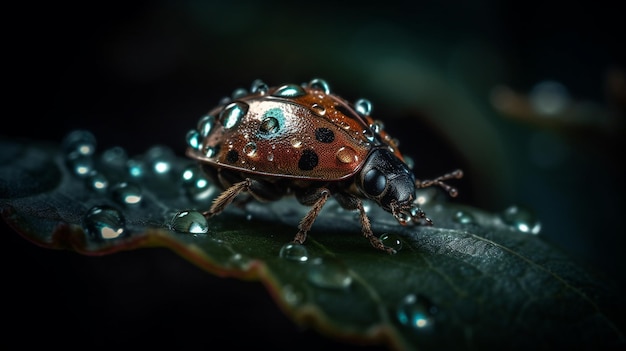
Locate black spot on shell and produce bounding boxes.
[315,128,335,143]
[298,149,319,171]
[226,150,239,163]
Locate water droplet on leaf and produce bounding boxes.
[82,205,127,241]
[169,210,208,234]
[307,257,352,289]
[279,243,309,262]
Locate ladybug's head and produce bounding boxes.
[358,148,417,223]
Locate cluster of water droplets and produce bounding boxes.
[61,129,217,241]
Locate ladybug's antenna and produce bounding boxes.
[415,169,463,197]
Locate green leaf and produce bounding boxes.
[1,136,624,350]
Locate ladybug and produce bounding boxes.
[185,78,462,254]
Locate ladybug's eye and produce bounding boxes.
[363,168,387,196]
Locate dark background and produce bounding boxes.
[3,0,624,349]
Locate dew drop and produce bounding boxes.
[82,205,127,241]
[169,210,208,234]
[110,181,142,206]
[307,257,352,289]
[380,233,403,251]
[267,152,274,162]
[500,205,541,234]
[197,114,216,137]
[144,145,176,175]
[308,78,330,94]
[453,210,476,225]
[396,293,438,332]
[370,120,384,133]
[100,146,128,170]
[231,87,248,99]
[259,117,280,134]
[181,165,218,202]
[204,146,218,158]
[86,171,109,193]
[221,101,248,129]
[65,153,94,178]
[62,129,97,157]
[272,84,306,97]
[355,98,372,116]
[335,146,358,164]
[279,243,309,262]
[250,79,269,94]
[243,141,258,157]
[126,158,146,178]
[290,138,303,148]
[311,103,326,116]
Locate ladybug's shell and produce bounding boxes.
[187,85,399,181]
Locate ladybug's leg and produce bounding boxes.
[335,193,396,254]
[293,187,331,245]
[204,178,252,218]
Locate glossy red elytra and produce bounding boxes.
[185,78,462,254]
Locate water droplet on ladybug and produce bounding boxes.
[169,210,208,234]
[279,243,309,262]
[243,142,258,157]
[371,120,384,133]
[220,101,248,129]
[355,98,372,116]
[311,103,326,116]
[291,138,303,148]
[259,116,280,134]
[267,152,274,162]
[82,205,127,241]
[307,257,352,289]
[308,78,330,94]
[231,87,248,99]
[198,114,215,137]
[273,84,306,98]
[186,130,201,149]
[335,146,358,164]
[250,79,269,94]
[205,146,218,158]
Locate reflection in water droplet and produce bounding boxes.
[62,130,97,157]
[82,205,127,241]
[110,182,142,205]
[221,101,248,129]
[380,233,403,251]
[169,210,208,234]
[279,243,309,262]
[396,294,437,332]
[500,205,541,234]
[453,210,476,225]
[243,142,258,157]
[336,146,358,164]
[86,171,109,193]
[307,257,352,289]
